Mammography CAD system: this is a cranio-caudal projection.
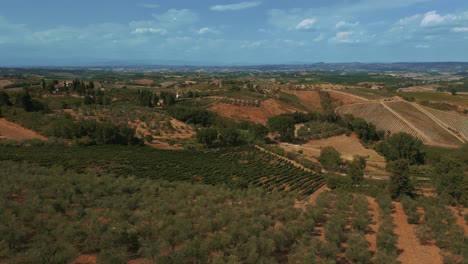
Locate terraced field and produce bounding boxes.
[336,103,425,142]
[385,102,463,147]
[421,106,468,141]
[336,101,464,147]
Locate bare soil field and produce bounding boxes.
[209,98,298,124]
[134,79,154,85]
[279,134,385,167]
[0,79,11,89]
[448,206,468,236]
[327,89,369,104]
[282,90,323,111]
[0,118,46,141]
[392,202,442,264]
[70,254,97,264]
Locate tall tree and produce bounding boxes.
[318,146,342,171]
[267,115,295,142]
[387,159,413,199]
[376,132,425,165]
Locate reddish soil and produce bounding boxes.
[149,140,184,150]
[282,90,323,112]
[365,197,380,258]
[327,90,369,105]
[209,99,298,124]
[448,206,468,236]
[392,202,442,264]
[0,79,11,89]
[294,185,329,209]
[70,254,97,264]
[0,118,47,141]
[134,79,154,85]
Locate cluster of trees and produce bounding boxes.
[0,160,327,264]
[43,117,142,145]
[137,89,159,107]
[0,90,46,113]
[167,106,217,127]
[196,122,268,147]
[266,110,382,144]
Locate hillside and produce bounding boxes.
[336,101,465,148]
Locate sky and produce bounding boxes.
[1,0,468,66]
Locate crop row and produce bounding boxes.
[421,105,468,141]
[0,145,324,197]
[337,103,427,143]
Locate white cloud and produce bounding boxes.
[296,18,317,31]
[210,1,261,12]
[420,11,456,27]
[133,27,166,35]
[140,3,159,9]
[415,44,430,48]
[240,40,265,48]
[197,27,220,35]
[452,27,468,32]
[336,21,359,29]
[331,30,373,44]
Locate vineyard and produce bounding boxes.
[384,101,463,147]
[336,101,464,147]
[0,145,325,197]
[420,105,468,141]
[336,103,426,142]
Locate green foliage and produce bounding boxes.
[43,118,142,145]
[348,155,366,185]
[267,115,295,142]
[0,160,322,263]
[433,158,467,206]
[387,159,414,199]
[340,114,381,142]
[376,132,425,165]
[346,233,371,264]
[196,128,218,147]
[318,146,342,171]
[297,121,346,140]
[219,127,241,146]
[167,106,217,127]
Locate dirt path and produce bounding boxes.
[0,118,46,141]
[365,197,380,259]
[392,202,442,264]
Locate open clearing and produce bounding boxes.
[0,79,12,89]
[134,79,154,85]
[282,90,323,111]
[279,134,387,177]
[209,98,298,124]
[327,89,370,104]
[0,118,46,141]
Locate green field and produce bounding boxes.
[0,145,325,196]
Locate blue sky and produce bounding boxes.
[1,0,468,66]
